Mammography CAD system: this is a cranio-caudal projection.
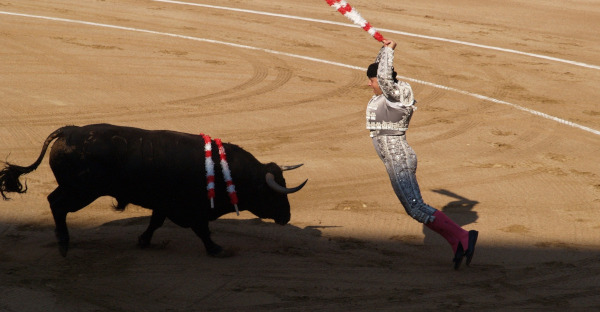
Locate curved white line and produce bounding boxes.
[1,11,599,136]
[153,0,600,71]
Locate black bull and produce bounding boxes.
[0,124,307,257]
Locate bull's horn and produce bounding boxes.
[265,173,307,194]
[280,164,303,171]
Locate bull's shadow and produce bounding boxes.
[423,189,479,246]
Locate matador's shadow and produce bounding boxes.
[423,189,479,246]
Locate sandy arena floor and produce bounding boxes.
[1,0,600,310]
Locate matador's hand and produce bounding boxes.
[382,39,397,50]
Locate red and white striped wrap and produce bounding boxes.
[215,138,239,216]
[201,134,216,209]
[200,134,240,216]
[325,0,385,42]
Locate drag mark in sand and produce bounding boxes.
[1,10,599,137]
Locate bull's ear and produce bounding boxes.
[263,162,281,176]
[280,164,303,171]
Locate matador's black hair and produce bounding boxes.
[367,62,378,78]
[366,62,398,83]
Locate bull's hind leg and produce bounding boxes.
[47,186,97,257]
[138,210,166,248]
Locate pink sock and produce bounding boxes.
[425,210,469,253]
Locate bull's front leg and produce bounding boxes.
[191,221,233,257]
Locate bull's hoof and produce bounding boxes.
[208,249,235,258]
[206,245,235,258]
[138,235,151,249]
[58,243,69,257]
[138,236,170,250]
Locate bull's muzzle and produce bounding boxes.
[275,216,290,226]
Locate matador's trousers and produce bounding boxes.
[372,134,437,224]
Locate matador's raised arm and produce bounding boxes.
[375,46,415,107]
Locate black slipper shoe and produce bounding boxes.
[465,230,478,266]
[453,242,465,270]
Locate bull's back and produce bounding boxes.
[49,124,205,197]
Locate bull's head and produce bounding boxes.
[248,163,307,225]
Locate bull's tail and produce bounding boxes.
[0,127,67,200]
